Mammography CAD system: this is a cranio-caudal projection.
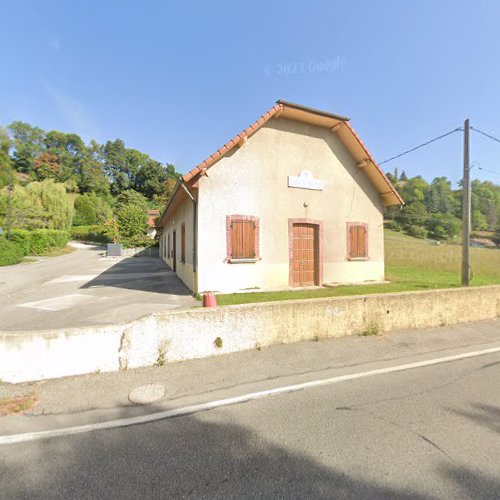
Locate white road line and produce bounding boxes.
[1,345,500,446]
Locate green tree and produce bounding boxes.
[0,185,44,230]
[425,213,461,241]
[425,177,454,215]
[116,204,149,246]
[395,201,427,232]
[399,176,429,204]
[78,140,109,195]
[0,180,73,230]
[26,180,74,229]
[7,121,45,173]
[133,158,169,199]
[103,139,130,195]
[43,130,86,182]
[152,175,178,208]
[0,127,14,189]
[115,189,148,210]
[73,193,112,226]
[114,189,149,246]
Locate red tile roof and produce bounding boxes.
[181,100,403,207]
[147,210,160,228]
[183,103,283,182]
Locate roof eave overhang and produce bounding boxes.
[180,99,403,207]
[157,180,182,227]
[334,121,404,207]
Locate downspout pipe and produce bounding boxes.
[180,182,197,275]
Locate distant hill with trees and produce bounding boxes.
[385,168,500,243]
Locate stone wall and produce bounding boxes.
[1,286,499,383]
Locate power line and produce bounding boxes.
[378,127,463,165]
[470,126,500,145]
[477,166,500,178]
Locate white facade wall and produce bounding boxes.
[195,118,384,293]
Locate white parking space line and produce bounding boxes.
[17,294,110,311]
[1,345,499,446]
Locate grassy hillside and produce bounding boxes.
[385,229,500,288]
[215,229,500,305]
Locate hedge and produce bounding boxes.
[70,225,110,244]
[9,229,32,256]
[0,239,24,266]
[30,230,70,255]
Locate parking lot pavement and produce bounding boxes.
[0,244,195,331]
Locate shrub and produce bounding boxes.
[385,220,402,232]
[425,213,461,241]
[30,229,69,254]
[70,225,110,244]
[0,239,24,266]
[407,225,428,239]
[121,235,156,248]
[46,230,69,248]
[9,229,32,255]
[116,204,149,247]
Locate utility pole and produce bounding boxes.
[461,119,471,286]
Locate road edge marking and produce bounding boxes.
[2,345,500,445]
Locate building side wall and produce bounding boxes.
[196,117,384,293]
[160,198,195,291]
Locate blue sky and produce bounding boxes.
[1,0,500,186]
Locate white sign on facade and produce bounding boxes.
[288,170,325,191]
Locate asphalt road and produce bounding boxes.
[0,243,194,331]
[2,343,500,498]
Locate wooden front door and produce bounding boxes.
[172,230,177,272]
[291,223,318,286]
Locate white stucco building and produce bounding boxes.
[158,100,403,294]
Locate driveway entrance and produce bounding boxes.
[0,243,195,331]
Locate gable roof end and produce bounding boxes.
[181,100,403,207]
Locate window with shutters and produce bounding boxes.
[226,215,260,262]
[181,223,186,263]
[167,233,170,259]
[347,223,368,260]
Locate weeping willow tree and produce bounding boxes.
[0,179,73,230]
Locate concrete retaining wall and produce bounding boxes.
[1,286,499,383]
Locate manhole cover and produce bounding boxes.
[128,383,165,405]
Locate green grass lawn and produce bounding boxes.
[215,229,500,306]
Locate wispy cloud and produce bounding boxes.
[42,82,100,140]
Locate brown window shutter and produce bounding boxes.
[231,220,255,259]
[349,225,367,259]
